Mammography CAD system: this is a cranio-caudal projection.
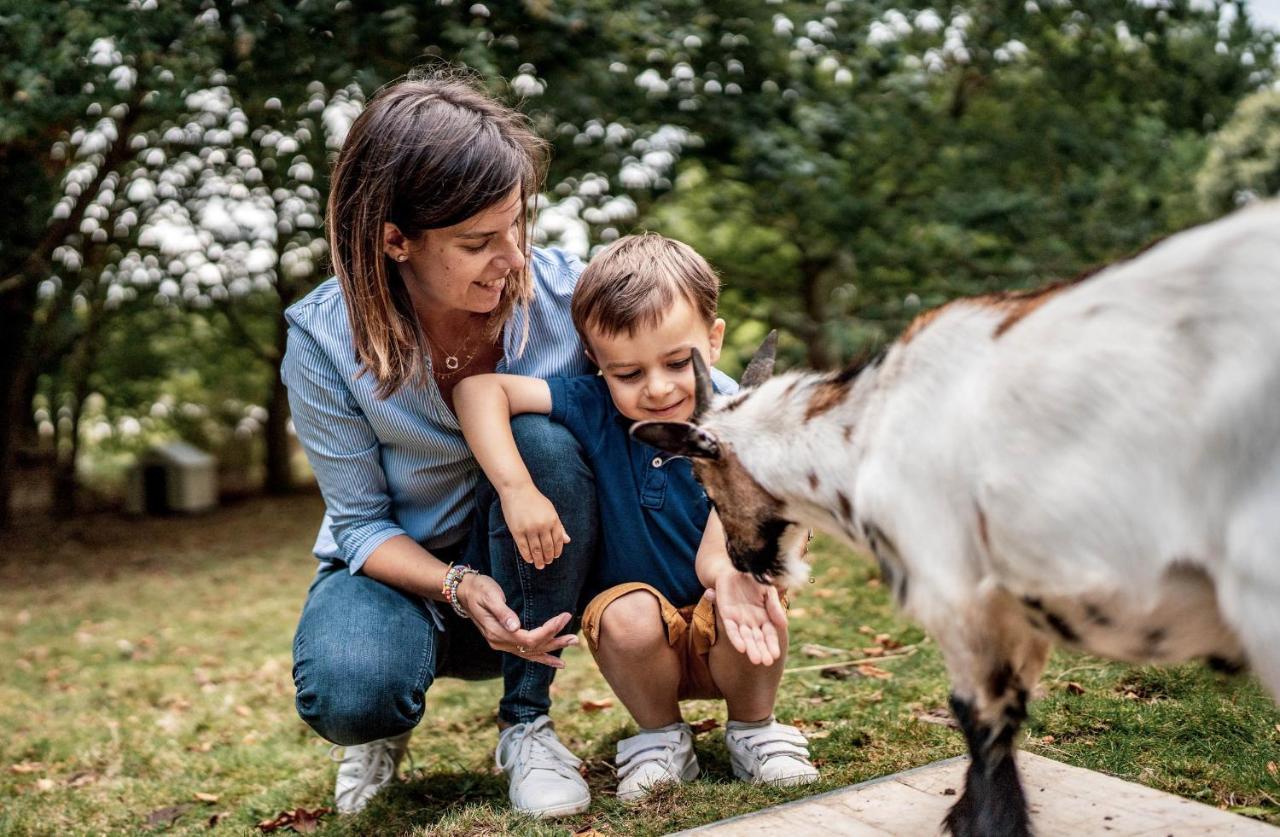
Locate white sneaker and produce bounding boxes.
[495,715,591,817]
[615,722,699,803]
[724,717,819,787]
[329,730,412,814]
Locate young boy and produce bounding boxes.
[455,233,818,801]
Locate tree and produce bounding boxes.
[1197,88,1280,214]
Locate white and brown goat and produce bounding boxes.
[634,202,1280,836]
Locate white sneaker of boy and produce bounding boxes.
[330,730,412,814]
[615,722,700,803]
[495,715,591,817]
[724,717,820,787]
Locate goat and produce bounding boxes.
[632,201,1280,836]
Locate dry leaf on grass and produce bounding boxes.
[66,771,98,788]
[912,708,960,730]
[861,646,887,657]
[856,663,893,680]
[580,698,614,712]
[800,643,843,659]
[208,811,232,828]
[858,625,876,636]
[194,791,219,803]
[144,804,192,827]
[574,828,606,836]
[1063,681,1086,696]
[256,807,332,834]
[874,633,903,650]
[1267,761,1277,777]
[689,717,720,734]
[9,761,44,774]
[35,778,56,792]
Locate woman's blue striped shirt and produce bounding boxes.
[281,247,593,573]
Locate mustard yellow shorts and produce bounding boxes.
[581,582,722,701]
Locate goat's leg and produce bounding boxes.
[935,599,1050,837]
[1222,480,1280,699]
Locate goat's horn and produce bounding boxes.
[691,347,714,422]
[740,329,778,389]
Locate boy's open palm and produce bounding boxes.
[500,484,570,570]
[709,571,788,667]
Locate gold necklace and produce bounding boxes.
[430,316,492,381]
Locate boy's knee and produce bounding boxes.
[511,415,593,491]
[597,591,667,655]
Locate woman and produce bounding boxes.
[282,70,598,818]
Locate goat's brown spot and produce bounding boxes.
[899,302,956,345]
[807,471,820,491]
[804,376,853,422]
[836,490,852,522]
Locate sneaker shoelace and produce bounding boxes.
[329,739,399,798]
[496,716,582,781]
[616,730,682,782]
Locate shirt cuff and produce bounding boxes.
[546,377,570,425]
[342,522,410,575]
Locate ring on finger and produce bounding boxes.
[517,645,528,654]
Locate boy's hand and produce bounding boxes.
[499,484,570,570]
[708,570,788,667]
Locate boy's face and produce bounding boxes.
[586,295,727,424]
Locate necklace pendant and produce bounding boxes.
[444,355,460,371]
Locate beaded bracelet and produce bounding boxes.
[442,563,480,619]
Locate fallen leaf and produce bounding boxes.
[67,771,98,788]
[194,791,219,803]
[855,663,893,680]
[858,625,876,636]
[860,646,887,657]
[234,705,252,718]
[800,643,839,659]
[863,689,885,703]
[574,829,605,837]
[9,761,44,774]
[874,633,903,650]
[820,665,859,681]
[1267,761,1277,777]
[144,804,192,827]
[257,807,332,834]
[1041,735,1056,745]
[913,708,960,730]
[689,717,720,734]
[579,699,613,712]
[207,811,231,828]
[1064,681,1086,696]
[35,778,56,792]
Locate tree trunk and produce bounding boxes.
[51,290,106,518]
[800,258,837,369]
[262,279,297,495]
[0,281,39,528]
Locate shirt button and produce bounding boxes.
[651,457,663,468]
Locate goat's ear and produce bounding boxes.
[630,421,722,460]
[739,329,778,389]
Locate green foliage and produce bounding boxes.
[1197,88,1280,214]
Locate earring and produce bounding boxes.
[397,254,408,262]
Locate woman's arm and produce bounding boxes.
[283,325,573,665]
[454,375,568,568]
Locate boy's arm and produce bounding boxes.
[454,374,566,568]
[697,509,787,666]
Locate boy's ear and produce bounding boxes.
[708,318,727,365]
[630,421,722,460]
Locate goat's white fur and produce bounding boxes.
[703,202,1280,702]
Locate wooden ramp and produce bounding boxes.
[677,753,1278,836]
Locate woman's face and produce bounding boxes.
[384,187,526,318]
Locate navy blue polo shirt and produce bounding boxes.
[547,373,737,609]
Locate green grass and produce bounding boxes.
[2,494,1277,835]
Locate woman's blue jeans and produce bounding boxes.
[292,415,598,744]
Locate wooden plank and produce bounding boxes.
[679,753,1280,836]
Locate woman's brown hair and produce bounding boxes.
[327,68,548,397]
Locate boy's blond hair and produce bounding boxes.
[571,233,719,343]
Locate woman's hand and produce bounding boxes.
[498,483,570,569]
[707,570,788,667]
[454,572,577,667]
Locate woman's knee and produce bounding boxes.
[596,591,667,657]
[294,648,432,746]
[511,414,594,497]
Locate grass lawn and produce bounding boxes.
[2,493,1278,835]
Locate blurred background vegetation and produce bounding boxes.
[3,0,1279,526]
